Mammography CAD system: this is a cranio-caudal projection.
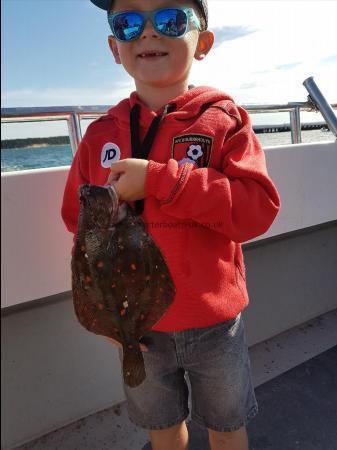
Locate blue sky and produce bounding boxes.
[2,0,128,95]
[2,0,337,138]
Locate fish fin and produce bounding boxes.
[122,346,146,388]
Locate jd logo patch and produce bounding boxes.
[172,134,213,168]
[101,142,121,168]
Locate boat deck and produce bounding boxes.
[248,346,337,450]
[14,309,337,450]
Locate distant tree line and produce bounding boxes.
[1,136,70,149]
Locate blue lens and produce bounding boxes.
[112,12,143,41]
[155,9,187,37]
[109,8,190,42]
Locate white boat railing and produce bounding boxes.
[2,100,337,155]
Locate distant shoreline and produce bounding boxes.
[1,136,70,149]
[1,123,329,150]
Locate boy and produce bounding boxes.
[61,0,281,449]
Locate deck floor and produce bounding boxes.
[184,346,337,450]
[248,345,337,450]
[15,311,337,450]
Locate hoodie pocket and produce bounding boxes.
[234,244,246,281]
[235,260,246,281]
[234,245,248,301]
[235,262,248,302]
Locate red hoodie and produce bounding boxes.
[61,86,280,332]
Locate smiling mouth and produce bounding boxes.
[137,52,169,58]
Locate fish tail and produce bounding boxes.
[122,346,146,388]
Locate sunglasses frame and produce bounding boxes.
[107,7,201,42]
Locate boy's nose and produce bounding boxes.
[140,19,160,39]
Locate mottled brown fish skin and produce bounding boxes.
[122,346,146,388]
[71,184,175,387]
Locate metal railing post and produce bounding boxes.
[289,107,302,144]
[67,113,82,155]
[303,77,337,139]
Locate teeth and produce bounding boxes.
[140,52,166,57]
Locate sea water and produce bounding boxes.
[1,144,73,172]
[1,129,334,173]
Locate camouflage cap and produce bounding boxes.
[90,0,208,29]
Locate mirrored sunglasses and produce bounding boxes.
[107,7,201,42]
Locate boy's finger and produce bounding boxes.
[105,336,122,347]
[110,180,122,199]
[106,172,120,184]
[110,160,126,173]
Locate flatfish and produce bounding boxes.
[71,184,175,387]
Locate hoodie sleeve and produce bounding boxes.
[61,139,90,234]
[145,104,281,243]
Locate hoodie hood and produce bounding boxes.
[107,86,235,129]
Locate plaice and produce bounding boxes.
[71,184,175,387]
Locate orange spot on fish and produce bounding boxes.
[131,263,137,270]
[120,309,126,316]
[97,261,104,268]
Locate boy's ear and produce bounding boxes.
[108,35,122,64]
[194,30,214,61]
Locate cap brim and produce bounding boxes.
[90,0,111,11]
[90,0,208,28]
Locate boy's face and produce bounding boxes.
[108,0,213,91]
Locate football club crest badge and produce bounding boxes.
[172,134,213,168]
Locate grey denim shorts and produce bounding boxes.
[118,314,258,432]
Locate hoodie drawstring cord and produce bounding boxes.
[130,103,176,215]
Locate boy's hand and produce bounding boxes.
[107,158,149,202]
